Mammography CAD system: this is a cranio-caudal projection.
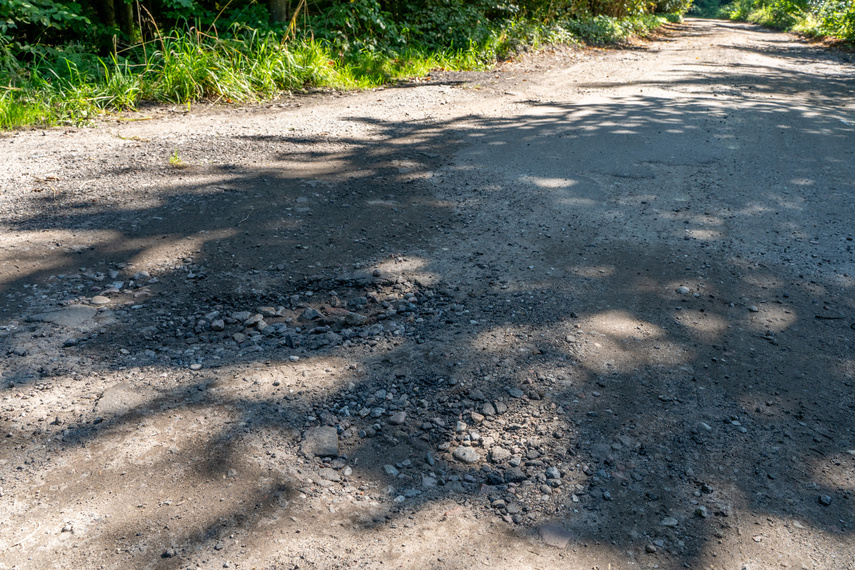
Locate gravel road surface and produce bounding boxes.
[1,18,854,570]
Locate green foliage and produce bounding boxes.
[749,0,807,27]
[570,0,650,18]
[0,0,686,129]
[723,0,853,39]
[654,0,694,14]
[565,13,666,42]
[721,0,755,18]
[311,0,405,51]
[810,0,855,37]
[688,0,730,17]
[395,0,497,50]
[0,0,90,43]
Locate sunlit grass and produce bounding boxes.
[0,14,672,130]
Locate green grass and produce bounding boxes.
[720,0,855,41]
[0,14,673,130]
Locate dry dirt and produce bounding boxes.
[1,18,855,570]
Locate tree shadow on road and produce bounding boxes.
[1,45,854,568]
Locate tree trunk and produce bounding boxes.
[115,0,134,38]
[269,0,290,24]
[97,0,117,28]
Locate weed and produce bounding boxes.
[168,148,188,169]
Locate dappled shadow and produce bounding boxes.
[1,18,854,569]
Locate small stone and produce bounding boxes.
[469,388,486,401]
[819,495,832,506]
[189,363,202,371]
[384,465,400,477]
[660,517,678,527]
[602,491,612,501]
[452,446,480,464]
[490,447,511,462]
[539,523,572,548]
[645,544,657,553]
[301,426,339,458]
[300,308,322,321]
[545,466,561,479]
[455,421,467,432]
[470,412,485,424]
[482,402,496,416]
[91,295,110,305]
[318,468,341,482]
[388,411,407,425]
[503,467,527,483]
[210,319,225,331]
[507,387,524,399]
[676,286,690,295]
[162,548,176,558]
[344,312,368,326]
[748,305,760,313]
[244,314,264,327]
[695,506,708,518]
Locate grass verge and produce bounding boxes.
[0,14,672,130]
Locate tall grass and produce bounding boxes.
[0,14,671,130]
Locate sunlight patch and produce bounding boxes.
[570,265,615,278]
[369,256,440,286]
[520,175,577,189]
[686,228,723,241]
[742,304,798,333]
[673,309,729,342]
[570,311,689,373]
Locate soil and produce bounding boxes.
[1,18,855,570]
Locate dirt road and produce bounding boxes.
[1,19,854,570]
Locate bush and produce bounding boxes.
[724,0,854,39]
[812,0,855,38]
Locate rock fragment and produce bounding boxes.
[452,446,480,464]
[301,426,339,458]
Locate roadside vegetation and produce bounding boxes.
[691,0,854,41]
[0,0,690,129]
